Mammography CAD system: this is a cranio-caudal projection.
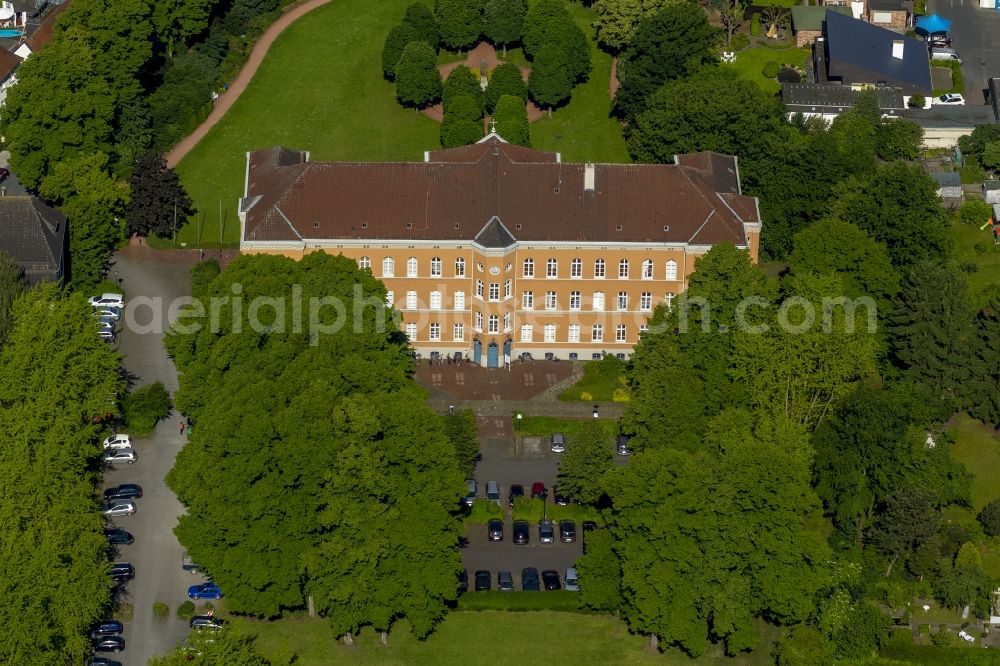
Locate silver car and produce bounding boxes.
[102,500,136,517]
[102,447,137,465]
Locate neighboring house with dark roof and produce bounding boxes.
[791,5,850,47]
[782,82,904,121]
[866,0,912,31]
[0,47,20,105]
[239,133,762,362]
[929,171,962,199]
[0,195,66,284]
[817,10,932,95]
[902,105,997,147]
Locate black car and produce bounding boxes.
[582,520,597,532]
[508,484,524,507]
[512,519,530,545]
[458,569,468,593]
[104,528,134,546]
[559,519,576,543]
[103,484,143,501]
[616,434,632,456]
[542,569,562,591]
[110,562,134,581]
[474,569,491,591]
[488,518,504,542]
[86,658,122,666]
[538,519,555,543]
[553,488,571,506]
[90,620,124,638]
[93,635,125,653]
[190,615,228,630]
[521,567,540,591]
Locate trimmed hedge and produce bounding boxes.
[123,382,172,436]
[457,591,587,612]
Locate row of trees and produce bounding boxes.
[165,253,468,639]
[0,285,124,664]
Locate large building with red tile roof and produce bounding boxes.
[239,132,761,363]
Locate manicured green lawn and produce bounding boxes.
[559,357,630,401]
[175,0,629,246]
[514,415,618,439]
[241,611,663,665]
[947,413,1000,511]
[721,45,810,94]
[948,222,1000,307]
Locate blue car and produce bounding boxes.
[187,582,223,600]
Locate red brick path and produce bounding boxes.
[415,361,574,401]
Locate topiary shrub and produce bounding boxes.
[729,33,749,51]
[190,259,220,300]
[762,61,780,78]
[979,497,1000,537]
[153,602,169,618]
[124,381,172,436]
[908,93,925,108]
[750,14,761,36]
[177,600,196,620]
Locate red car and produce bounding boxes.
[531,482,546,499]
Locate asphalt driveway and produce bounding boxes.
[101,253,200,666]
[927,0,1000,103]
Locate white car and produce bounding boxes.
[95,307,121,321]
[933,93,965,106]
[102,447,137,465]
[102,500,136,517]
[103,434,131,450]
[89,293,124,309]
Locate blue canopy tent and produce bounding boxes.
[915,14,952,35]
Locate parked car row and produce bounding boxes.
[463,567,579,592]
[101,433,137,466]
[471,480,574,507]
[89,293,124,342]
[487,518,577,544]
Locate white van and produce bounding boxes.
[565,567,580,592]
[930,48,961,62]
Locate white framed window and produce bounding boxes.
[591,324,603,342]
[429,291,442,310]
[488,283,500,301]
[642,259,653,279]
[504,279,512,299]
[430,257,442,277]
[617,291,628,310]
[382,257,394,277]
[406,323,417,341]
[488,315,499,334]
[666,260,678,281]
[475,311,483,331]
[616,324,627,342]
[639,324,649,334]
[568,324,580,343]
[593,292,605,311]
[429,323,441,341]
[476,280,484,299]
[545,291,557,310]
[358,256,370,270]
[454,291,465,310]
[640,292,652,311]
[455,257,466,277]
[571,258,582,278]
[385,290,394,307]
[546,258,558,278]
[522,291,534,309]
[618,259,629,279]
[544,324,556,343]
[406,291,417,310]
[569,291,581,310]
[503,312,511,331]
[665,292,676,308]
[453,323,465,341]
[594,258,605,278]
[523,258,534,277]
[407,257,418,277]
[521,325,533,342]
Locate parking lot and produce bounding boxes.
[928,0,1000,103]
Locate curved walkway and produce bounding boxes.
[166,0,334,168]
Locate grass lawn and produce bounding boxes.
[947,222,1000,307]
[947,413,1000,511]
[514,415,618,439]
[559,356,630,401]
[721,45,810,94]
[175,0,629,246]
[241,611,663,665]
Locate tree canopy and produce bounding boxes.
[435,0,483,50]
[491,94,530,146]
[395,41,444,108]
[126,154,193,238]
[483,0,526,54]
[592,0,673,51]
[484,62,527,112]
[557,420,613,504]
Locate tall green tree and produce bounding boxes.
[556,420,613,504]
[442,65,484,115]
[966,294,1000,424]
[484,62,527,111]
[528,44,574,115]
[592,0,672,51]
[614,3,717,120]
[0,252,26,347]
[483,0,526,56]
[440,116,484,147]
[152,0,214,57]
[442,407,480,476]
[869,488,938,576]
[434,0,483,50]
[395,41,444,108]
[523,0,590,81]
[0,286,123,665]
[149,630,274,666]
[403,2,440,48]
[382,22,421,78]
[491,94,530,146]
[126,154,193,238]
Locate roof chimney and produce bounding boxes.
[892,40,904,60]
[584,163,595,191]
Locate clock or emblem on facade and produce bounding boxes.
[489,266,500,275]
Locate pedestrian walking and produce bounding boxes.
[179,420,186,435]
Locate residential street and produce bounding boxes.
[102,252,197,666]
[928,0,1000,103]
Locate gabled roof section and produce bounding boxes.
[474,216,516,248]
[0,196,65,284]
[824,11,932,92]
[426,134,559,164]
[0,49,21,80]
